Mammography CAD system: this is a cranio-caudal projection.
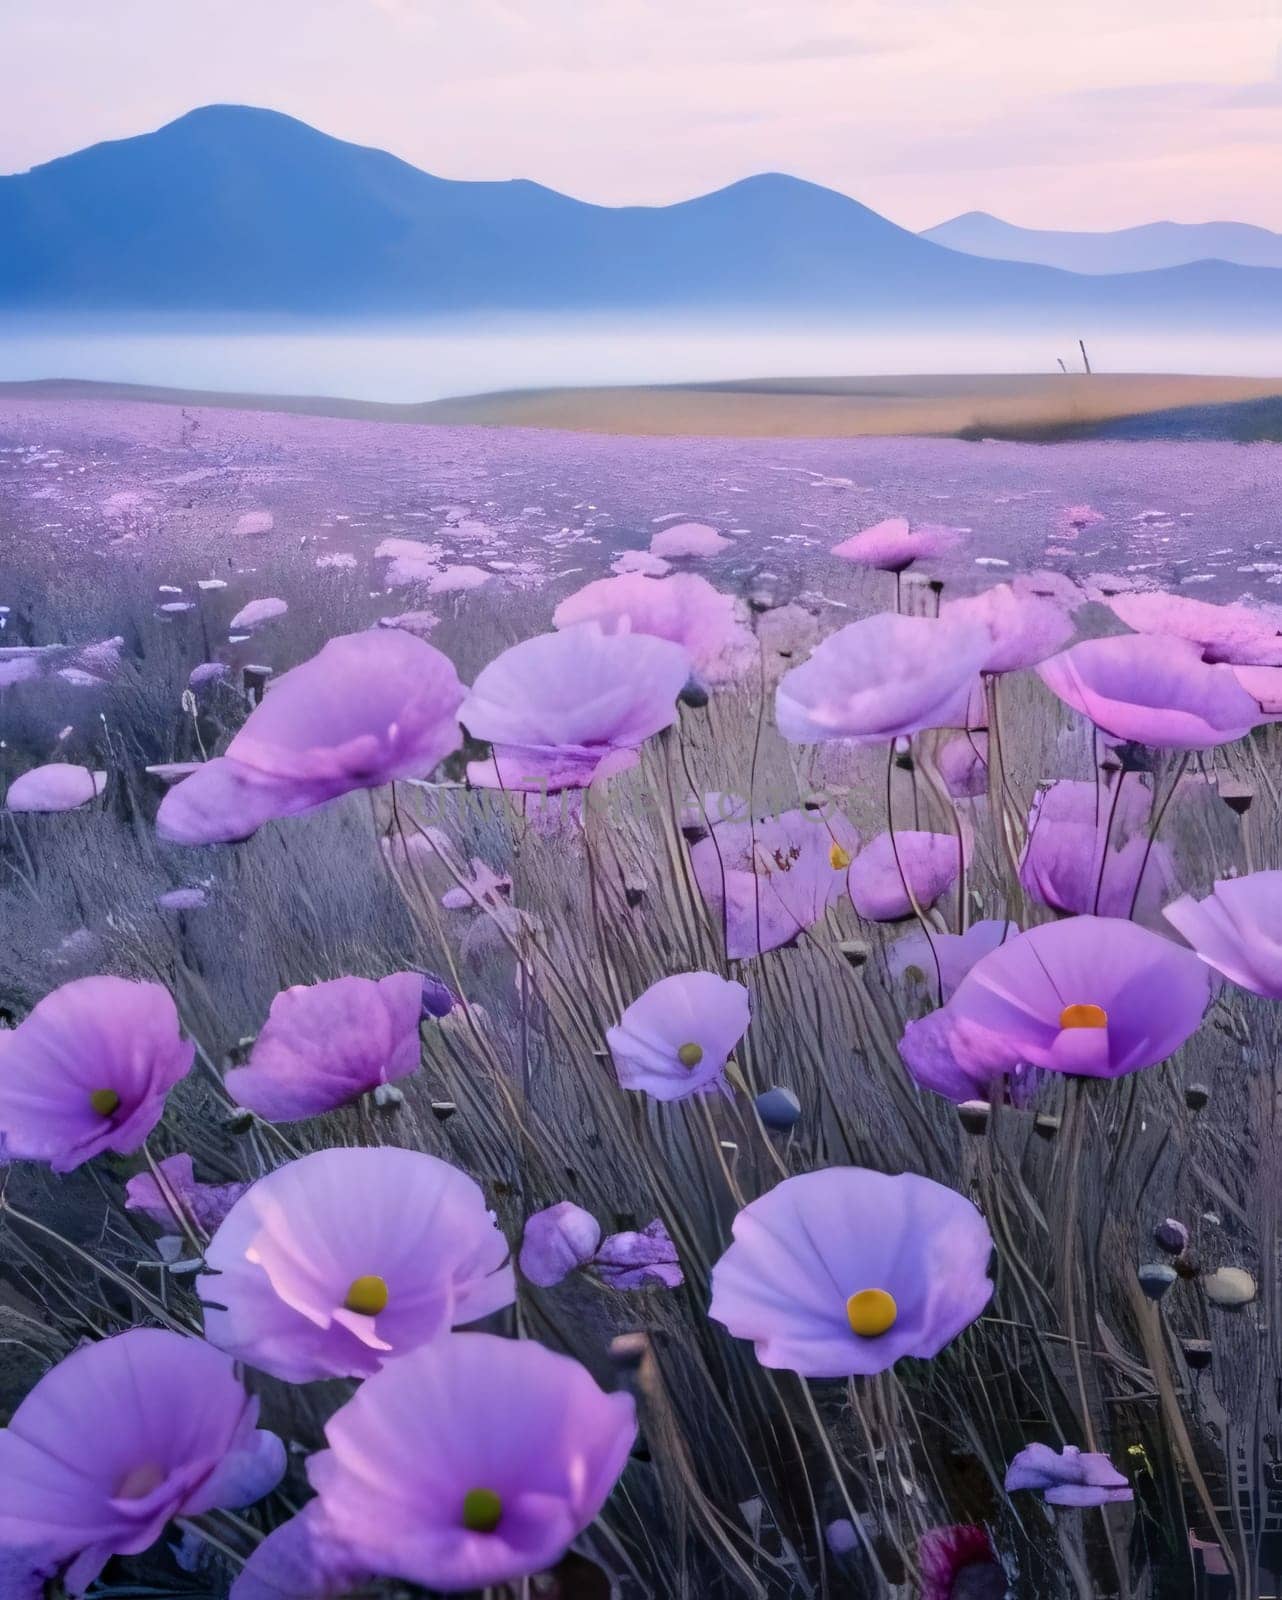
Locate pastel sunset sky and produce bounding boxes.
[4,0,1281,229]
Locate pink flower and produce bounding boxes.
[5,764,105,812]
[158,630,465,845]
[919,1524,1006,1600]
[942,583,1074,674]
[1107,591,1282,666]
[776,614,989,745]
[0,1330,283,1595]
[1005,1443,1132,1507]
[225,972,424,1122]
[937,732,988,799]
[200,1146,514,1382]
[848,831,963,922]
[125,1153,248,1233]
[308,1333,636,1592]
[830,518,963,572]
[710,1168,994,1377]
[595,1219,683,1290]
[1037,634,1261,749]
[1020,777,1175,920]
[519,1203,602,1287]
[690,809,859,958]
[553,572,755,685]
[607,971,750,1101]
[0,977,194,1172]
[1164,871,1282,998]
[231,1506,368,1600]
[899,915,1210,1102]
[460,624,689,792]
[888,919,1018,1000]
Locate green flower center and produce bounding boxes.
[89,1087,120,1117]
[461,1486,503,1532]
[343,1274,389,1315]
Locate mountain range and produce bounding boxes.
[3,105,1281,327]
[923,211,1282,274]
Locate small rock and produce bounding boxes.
[1154,1218,1190,1254]
[1182,1338,1213,1370]
[1138,1263,1178,1300]
[837,939,870,968]
[1204,1267,1256,1308]
[755,1087,801,1132]
[958,1100,991,1135]
[1033,1113,1061,1140]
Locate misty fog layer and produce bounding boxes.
[3,318,1282,400]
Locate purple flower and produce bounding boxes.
[308,1332,636,1592]
[938,732,988,799]
[200,1146,513,1382]
[0,1330,284,1595]
[158,629,465,845]
[519,1203,602,1287]
[595,1219,684,1290]
[848,830,963,922]
[1019,778,1175,920]
[224,971,424,1122]
[231,1505,368,1600]
[776,614,988,746]
[943,583,1074,674]
[690,808,860,958]
[460,623,690,792]
[1037,634,1262,750]
[1108,590,1282,666]
[1164,871,1282,998]
[1005,1443,1132,1507]
[553,572,755,685]
[606,971,750,1101]
[830,518,963,573]
[5,764,106,813]
[0,977,194,1172]
[919,1525,1007,1600]
[125,1153,248,1233]
[420,971,456,1018]
[888,920,1018,1001]
[899,916,1211,1103]
[709,1168,994,1377]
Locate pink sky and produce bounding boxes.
[3,0,1280,230]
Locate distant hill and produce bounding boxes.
[923,210,1282,274]
[3,105,1282,326]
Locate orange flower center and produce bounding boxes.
[1059,1003,1108,1030]
[846,1288,898,1337]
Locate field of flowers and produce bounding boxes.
[6,407,1282,1599]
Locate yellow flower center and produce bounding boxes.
[462,1487,503,1532]
[1059,1003,1108,1030]
[343,1274,389,1316]
[89,1087,120,1117]
[828,842,853,870]
[846,1288,898,1337]
[677,1041,704,1068]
